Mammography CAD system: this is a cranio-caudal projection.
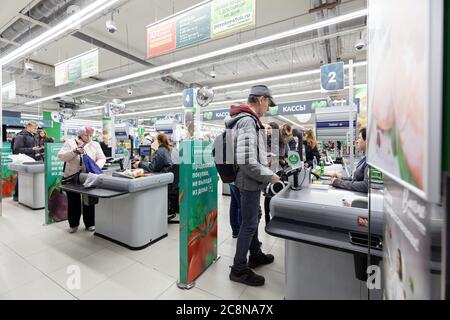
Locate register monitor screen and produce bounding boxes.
[139,145,151,157]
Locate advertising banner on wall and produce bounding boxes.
[147,0,256,58]
[382,177,431,299]
[44,143,68,225]
[1,142,16,198]
[176,4,211,49]
[211,0,256,37]
[147,19,177,58]
[367,0,443,202]
[179,140,218,286]
[55,48,99,87]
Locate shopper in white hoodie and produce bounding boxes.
[58,126,106,233]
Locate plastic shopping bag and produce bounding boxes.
[82,154,103,174]
[83,173,102,188]
[7,154,36,164]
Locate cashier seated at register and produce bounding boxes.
[132,133,173,173]
[330,127,368,194]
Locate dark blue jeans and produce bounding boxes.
[232,189,263,272]
[229,184,242,236]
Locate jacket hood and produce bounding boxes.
[225,104,263,129]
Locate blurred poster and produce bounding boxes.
[45,143,68,225]
[367,0,443,202]
[383,177,431,299]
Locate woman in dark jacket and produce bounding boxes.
[133,133,173,172]
[36,130,54,147]
[303,129,321,168]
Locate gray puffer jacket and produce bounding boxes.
[225,104,274,191]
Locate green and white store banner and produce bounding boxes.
[44,143,68,225]
[178,140,218,287]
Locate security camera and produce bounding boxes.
[355,40,366,51]
[127,87,133,95]
[24,61,34,72]
[106,19,117,33]
[210,71,216,79]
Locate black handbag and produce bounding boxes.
[61,156,83,185]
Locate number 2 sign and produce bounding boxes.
[320,62,344,92]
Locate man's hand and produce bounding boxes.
[132,160,140,169]
[331,177,339,185]
[32,146,41,151]
[271,174,280,184]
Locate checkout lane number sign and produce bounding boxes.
[321,62,344,92]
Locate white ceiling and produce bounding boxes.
[1,0,368,122]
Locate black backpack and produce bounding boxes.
[212,115,259,183]
[212,129,236,183]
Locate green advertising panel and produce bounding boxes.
[45,143,68,225]
[43,111,61,142]
[179,140,218,286]
[1,142,16,198]
[211,0,256,37]
[176,3,211,48]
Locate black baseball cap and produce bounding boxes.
[249,85,276,107]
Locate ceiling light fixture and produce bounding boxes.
[25,9,367,106]
[118,106,183,117]
[123,62,367,106]
[278,115,305,129]
[0,0,119,66]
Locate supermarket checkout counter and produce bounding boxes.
[7,162,45,209]
[266,175,384,300]
[62,171,173,250]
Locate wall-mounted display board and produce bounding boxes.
[55,48,99,87]
[367,0,443,202]
[147,0,255,58]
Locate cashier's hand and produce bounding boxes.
[132,160,140,169]
[271,174,280,184]
[331,177,339,185]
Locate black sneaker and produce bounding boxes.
[229,268,265,286]
[248,252,274,269]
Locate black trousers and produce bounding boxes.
[14,177,19,199]
[264,196,271,225]
[66,191,95,228]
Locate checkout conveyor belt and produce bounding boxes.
[267,184,385,254]
[62,172,174,250]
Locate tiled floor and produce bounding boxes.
[0,190,286,300]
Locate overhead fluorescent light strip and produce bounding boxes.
[25,9,367,106]
[125,93,182,105]
[0,0,119,66]
[124,61,367,106]
[278,115,305,129]
[118,106,183,117]
[212,61,367,91]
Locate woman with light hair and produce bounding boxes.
[58,126,106,233]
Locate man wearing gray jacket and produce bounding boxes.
[226,85,280,286]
